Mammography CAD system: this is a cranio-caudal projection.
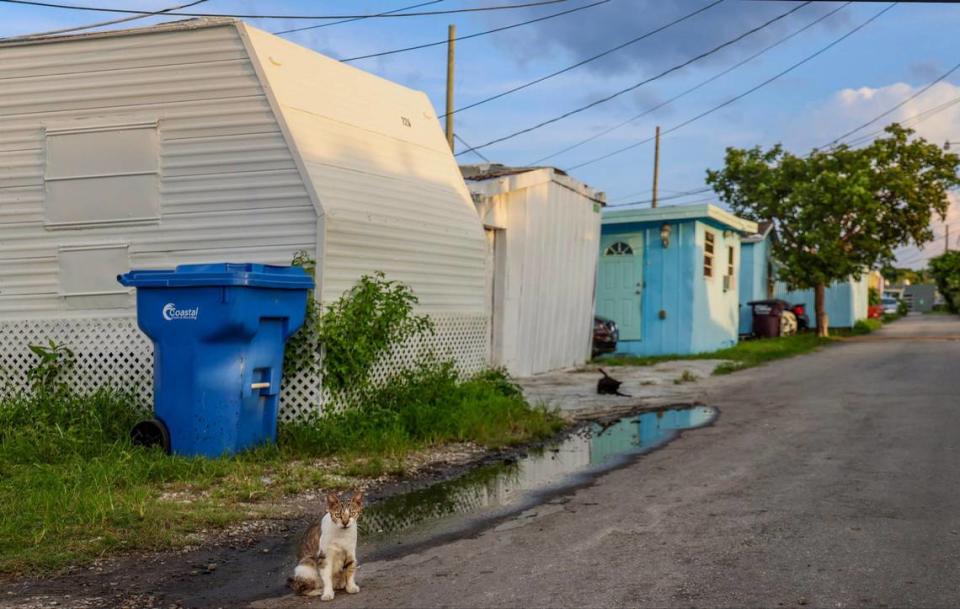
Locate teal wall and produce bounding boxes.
[738,237,771,334]
[597,219,742,356]
[775,275,869,328]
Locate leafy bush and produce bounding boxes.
[868,287,881,306]
[929,251,960,313]
[284,252,433,399]
[25,340,74,393]
[852,318,883,335]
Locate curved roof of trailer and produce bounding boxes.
[602,203,757,235]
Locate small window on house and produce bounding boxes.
[703,231,715,278]
[44,121,159,229]
[727,245,735,277]
[605,241,634,256]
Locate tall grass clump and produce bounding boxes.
[280,364,561,458]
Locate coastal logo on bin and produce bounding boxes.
[162,303,199,321]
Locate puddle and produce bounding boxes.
[361,405,716,542]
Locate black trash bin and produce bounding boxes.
[748,299,788,338]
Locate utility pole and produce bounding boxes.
[445,24,456,152]
[947,224,951,254]
[651,125,661,208]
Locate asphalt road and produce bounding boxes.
[260,314,960,609]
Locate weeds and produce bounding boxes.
[673,370,698,385]
[280,364,561,457]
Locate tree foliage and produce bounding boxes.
[929,251,960,313]
[706,124,958,333]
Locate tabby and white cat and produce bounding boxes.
[289,492,364,601]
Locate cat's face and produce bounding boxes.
[327,492,363,529]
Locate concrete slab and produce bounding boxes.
[518,359,731,418]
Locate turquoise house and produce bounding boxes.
[775,276,869,329]
[738,222,775,335]
[737,222,869,331]
[596,204,757,356]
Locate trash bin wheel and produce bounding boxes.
[131,419,171,454]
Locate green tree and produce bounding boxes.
[929,251,960,313]
[707,124,958,336]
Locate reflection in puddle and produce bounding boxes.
[361,405,716,538]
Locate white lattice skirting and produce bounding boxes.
[0,314,490,421]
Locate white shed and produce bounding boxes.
[0,19,489,417]
[462,165,604,377]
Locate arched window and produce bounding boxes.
[604,241,633,256]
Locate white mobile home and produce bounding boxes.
[0,19,489,417]
[463,165,604,377]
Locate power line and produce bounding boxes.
[341,0,607,62]
[0,0,571,19]
[454,1,812,158]
[0,0,207,40]
[531,1,850,165]
[564,2,896,171]
[447,0,726,116]
[611,187,714,207]
[273,1,444,36]
[824,59,960,148]
[455,133,491,162]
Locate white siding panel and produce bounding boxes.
[0,27,249,79]
[244,26,487,315]
[0,24,317,319]
[471,173,601,376]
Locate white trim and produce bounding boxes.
[45,121,158,137]
[45,170,157,182]
[58,289,131,298]
[45,216,160,230]
[58,242,130,253]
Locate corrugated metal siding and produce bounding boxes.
[243,26,487,314]
[0,24,316,319]
[474,177,600,376]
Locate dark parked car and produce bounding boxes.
[593,315,618,357]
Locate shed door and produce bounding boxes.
[596,235,643,341]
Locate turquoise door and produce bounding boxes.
[596,235,643,340]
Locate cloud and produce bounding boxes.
[808,80,960,148]
[481,1,847,76]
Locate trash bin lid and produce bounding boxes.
[118,263,315,289]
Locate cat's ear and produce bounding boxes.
[326,492,341,511]
[350,491,364,509]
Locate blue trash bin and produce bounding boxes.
[118,263,314,458]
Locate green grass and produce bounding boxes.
[0,366,562,575]
[598,333,832,375]
[851,318,884,335]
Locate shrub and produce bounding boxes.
[284,252,433,401]
[852,318,882,335]
[929,251,960,313]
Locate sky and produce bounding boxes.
[3,0,960,268]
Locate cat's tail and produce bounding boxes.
[288,558,320,595]
[598,368,610,378]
